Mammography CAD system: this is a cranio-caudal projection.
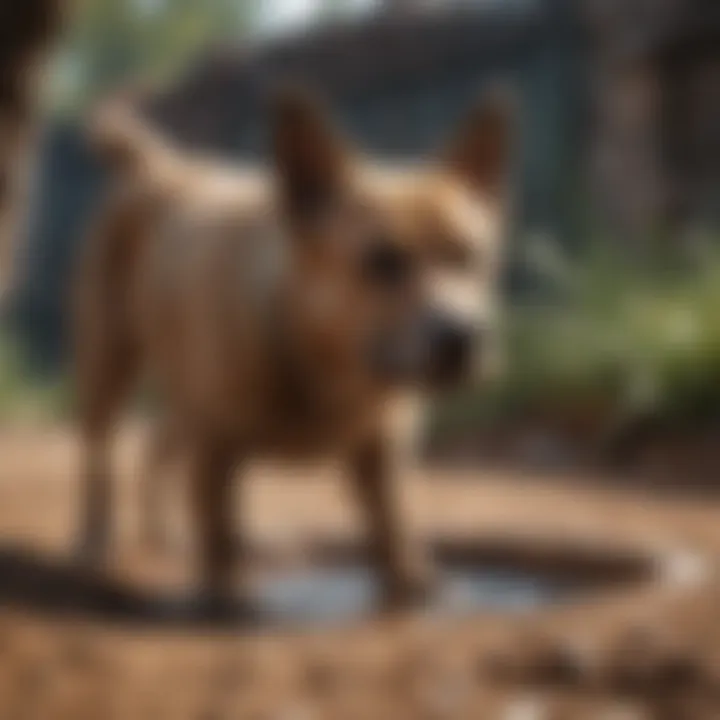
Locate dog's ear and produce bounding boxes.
[443,86,516,197]
[271,86,350,227]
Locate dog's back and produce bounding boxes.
[76,105,284,428]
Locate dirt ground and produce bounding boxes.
[0,425,719,719]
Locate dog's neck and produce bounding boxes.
[265,290,319,422]
[252,222,340,423]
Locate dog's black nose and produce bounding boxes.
[429,314,475,384]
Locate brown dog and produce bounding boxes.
[73,87,513,612]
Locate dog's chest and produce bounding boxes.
[249,373,375,458]
[141,205,378,456]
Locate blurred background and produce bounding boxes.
[0,3,719,719]
[2,0,719,478]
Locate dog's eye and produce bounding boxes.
[360,241,413,289]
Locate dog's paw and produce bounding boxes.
[382,565,439,612]
[167,590,260,626]
[72,532,110,571]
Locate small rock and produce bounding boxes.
[483,634,594,688]
[605,627,703,696]
[653,652,704,693]
[502,695,548,720]
[530,639,593,687]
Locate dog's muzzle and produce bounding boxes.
[370,310,486,389]
[425,310,477,387]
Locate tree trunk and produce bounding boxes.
[0,0,65,300]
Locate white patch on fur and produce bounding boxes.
[430,270,495,329]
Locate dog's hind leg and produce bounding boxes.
[75,329,138,567]
[73,200,143,567]
[188,436,241,616]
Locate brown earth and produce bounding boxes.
[0,424,718,719]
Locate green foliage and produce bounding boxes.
[432,238,720,439]
[0,338,71,425]
[49,0,259,113]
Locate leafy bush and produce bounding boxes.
[431,238,720,442]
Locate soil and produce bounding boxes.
[0,424,718,719]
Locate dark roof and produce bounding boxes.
[141,4,547,149]
[590,0,720,62]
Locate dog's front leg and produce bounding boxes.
[349,435,433,610]
[189,436,241,616]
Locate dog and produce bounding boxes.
[73,86,513,612]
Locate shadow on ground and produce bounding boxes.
[0,535,658,630]
[0,544,255,628]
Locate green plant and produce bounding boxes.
[430,237,720,443]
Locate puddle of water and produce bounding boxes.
[254,564,576,626]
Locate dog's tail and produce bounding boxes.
[87,94,176,182]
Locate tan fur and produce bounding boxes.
[73,89,513,610]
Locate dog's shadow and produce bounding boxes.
[0,537,655,630]
[0,544,262,629]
